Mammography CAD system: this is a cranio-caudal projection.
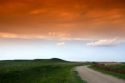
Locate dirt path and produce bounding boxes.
[75,66,125,83]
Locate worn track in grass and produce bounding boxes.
[76,66,125,83]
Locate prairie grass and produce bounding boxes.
[0,59,85,83]
[90,63,125,79]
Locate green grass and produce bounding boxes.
[90,63,125,80]
[72,71,87,83]
[0,59,86,83]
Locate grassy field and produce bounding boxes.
[90,63,125,79]
[0,58,85,83]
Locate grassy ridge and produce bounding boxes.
[0,59,85,83]
[90,63,125,79]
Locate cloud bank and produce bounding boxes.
[86,38,122,47]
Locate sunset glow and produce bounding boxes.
[0,0,125,61]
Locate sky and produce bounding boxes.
[0,0,125,62]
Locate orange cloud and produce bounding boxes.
[0,0,125,40]
[0,33,46,39]
[0,32,94,41]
